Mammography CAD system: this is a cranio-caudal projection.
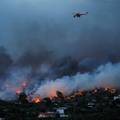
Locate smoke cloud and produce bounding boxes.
[34,62,120,98]
[0,61,120,100]
[0,0,120,100]
[0,0,120,62]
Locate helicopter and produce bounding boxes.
[73,12,88,18]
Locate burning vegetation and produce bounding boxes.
[0,47,120,119]
[0,0,119,119]
[32,96,41,103]
[16,86,118,104]
[0,87,120,120]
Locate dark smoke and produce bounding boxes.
[17,50,53,67]
[0,0,120,62]
[0,47,13,76]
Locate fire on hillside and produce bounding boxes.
[0,86,120,120]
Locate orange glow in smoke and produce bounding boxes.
[48,88,57,98]
[74,90,84,97]
[16,88,21,94]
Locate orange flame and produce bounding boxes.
[32,96,41,103]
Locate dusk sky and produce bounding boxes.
[0,0,120,61]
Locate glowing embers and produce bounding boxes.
[104,87,116,94]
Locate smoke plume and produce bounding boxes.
[34,62,120,98]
